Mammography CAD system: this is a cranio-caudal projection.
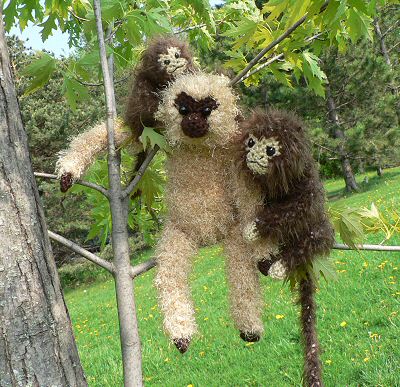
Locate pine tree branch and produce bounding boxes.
[34,172,109,198]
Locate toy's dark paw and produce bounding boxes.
[240,331,260,342]
[60,173,73,193]
[257,259,274,276]
[173,338,191,354]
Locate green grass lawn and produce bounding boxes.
[64,168,400,386]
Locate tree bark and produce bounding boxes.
[0,5,87,386]
[373,18,400,123]
[326,84,358,192]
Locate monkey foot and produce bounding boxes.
[60,172,73,193]
[173,338,191,354]
[240,331,260,343]
[257,259,274,276]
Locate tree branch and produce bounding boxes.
[122,146,159,199]
[48,230,115,273]
[93,0,143,384]
[34,172,109,198]
[229,1,329,86]
[130,259,156,278]
[333,243,400,252]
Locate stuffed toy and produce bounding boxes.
[153,71,277,353]
[240,109,335,386]
[56,35,195,191]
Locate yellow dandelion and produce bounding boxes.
[325,359,332,365]
[187,384,194,387]
[363,357,370,362]
[275,314,285,319]
[245,342,254,347]
[203,286,208,291]
[164,357,170,363]
[204,317,209,321]
[340,321,347,327]
[199,351,205,357]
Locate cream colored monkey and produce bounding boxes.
[153,71,277,353]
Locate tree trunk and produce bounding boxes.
[373,18,400,123]
[326,84,358,192]
[0,5,87,386]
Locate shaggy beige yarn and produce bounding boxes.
[55,119,141,181]
[154,71,276,342]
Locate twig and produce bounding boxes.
[130,259,156,278]
[122,146,159,199]
[382,20,400,37]
[239,32,327,83]
[48,231,115,273]
[34,172,109,198]
[68,7,90,22]
[75,73,132,87]
[333,243,400,252]
[240,54,284,82]
[229,1,329,86]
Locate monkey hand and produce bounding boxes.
[268,260,287,280]
[60,172,74,193]
[243,221,260,242]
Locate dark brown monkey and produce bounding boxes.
[240,109,334,387]
[57,35,196,192]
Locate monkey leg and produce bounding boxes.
[154,224,198,353]
[224,226,264,342]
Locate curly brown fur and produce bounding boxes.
[240,109,334,273]
[240,109,334,386]
[299,274,323,387]
[124,36,196,139]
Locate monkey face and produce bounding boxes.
[244,135,281,175]
[158,47,189,76]
[174,92,219,138]
[155,72,240,147]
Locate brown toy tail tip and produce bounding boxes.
[299,274,323,387]
[240,331,260,343]
[60,172,73,192]
[173,338,191,354]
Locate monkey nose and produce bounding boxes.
[182,113,209,138]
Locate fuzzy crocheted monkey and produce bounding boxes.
[56,36,195,190]
[153,71,276,353]
[240,109,334,386]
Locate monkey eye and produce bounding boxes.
[178,105,189,115]
[247,137,255,148]
[175,52,180,58]
[202,107,212,116]
[266,146,276,156]
[164,59,170,65]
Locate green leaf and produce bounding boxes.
[139,126,168,151]
[4,0,19,31]
[62,76,90,111]
[21,53,56,95]
[312,256,338,282]
[39,14,58,41]
[347,8,372,43]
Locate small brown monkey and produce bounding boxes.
[240,109,334,387]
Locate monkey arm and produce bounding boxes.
[256,185,318,239]
[55,119,141,191]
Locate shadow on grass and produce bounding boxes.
[326,168,400,201]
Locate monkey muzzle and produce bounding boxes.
[181,113,209,138]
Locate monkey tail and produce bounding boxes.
[298,274,323,387]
